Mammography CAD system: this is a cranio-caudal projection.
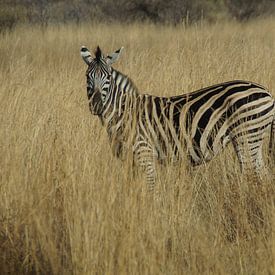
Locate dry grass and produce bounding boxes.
[0,19,275,274]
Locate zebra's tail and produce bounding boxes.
[269,113,275,164]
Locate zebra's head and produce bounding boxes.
[80,45,124,115]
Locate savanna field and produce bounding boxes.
[0,19,275,274]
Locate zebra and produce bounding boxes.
[80,45,275,189]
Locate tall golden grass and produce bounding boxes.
[0,19,275,274]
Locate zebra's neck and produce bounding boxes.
[101,69,139,132]
[111,69,139,95]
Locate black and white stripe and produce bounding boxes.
[81,46,275,189]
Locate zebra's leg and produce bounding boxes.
[231,134,266,179]
[134,140,158,191]
[269,118,275,164]
[231,134,266,232]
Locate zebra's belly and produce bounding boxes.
[154,131,231,166]
[186,133,231,165]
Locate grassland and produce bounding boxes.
[0,19,275,274]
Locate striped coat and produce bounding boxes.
[81,46,275,189]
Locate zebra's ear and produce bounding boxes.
[81,46,93,65]
[106,47,124,65]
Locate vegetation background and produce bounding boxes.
[1,0,275,30]
[0,1,275,274]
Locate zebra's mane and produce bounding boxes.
[112,68,139,95]
[95,46,102,63]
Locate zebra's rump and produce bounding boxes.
[180,80,275,164]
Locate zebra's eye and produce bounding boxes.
[87,79,93,87]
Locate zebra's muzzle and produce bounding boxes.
[89,91,104,116]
